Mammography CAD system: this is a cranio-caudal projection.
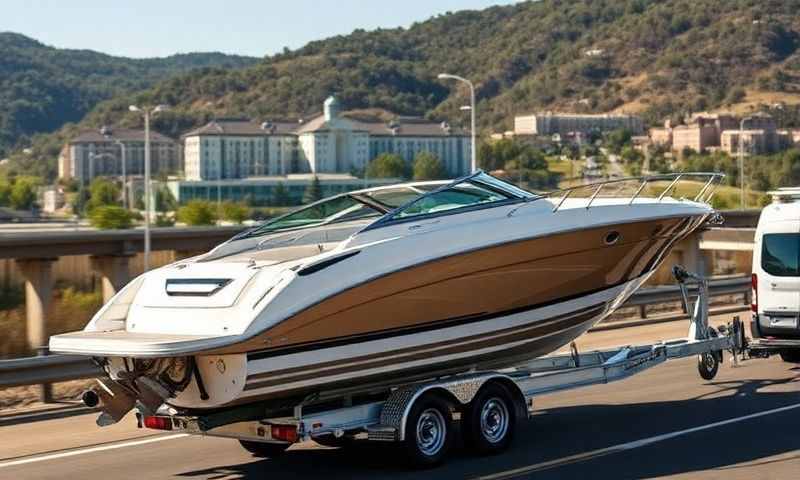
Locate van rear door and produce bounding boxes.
[759,230,800,332]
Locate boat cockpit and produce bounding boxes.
[201,172,536,263]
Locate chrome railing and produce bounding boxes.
[546,173,725,212]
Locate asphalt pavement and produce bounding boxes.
[1,312,798,479]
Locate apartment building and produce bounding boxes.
[182,119,298,180]
[183,96,471,181]
[514,112,644,136]
[671,124,719,153]
[59,127,180,182]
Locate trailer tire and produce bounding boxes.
[238,440,290,458]
[697,351,720,380]
[463,383,516,455]
[402,393,454,468]
[779,349,800,363]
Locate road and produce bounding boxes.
[1,312,798,479]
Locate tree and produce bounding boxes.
[271,182,291,206]
[0,179,10,206]
[86,178,120,212]
[155,185,177,213]
[605,129,632,154]
[89,205,133,229]
[177,200,217,226]
[303,175,323,203]
[366,153,409,179]
[9,176,39,210]
[412,152,446,180]
[221,201,249,224]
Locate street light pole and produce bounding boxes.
[129,104,169,272]
[739,116,753,210]
[438,73,477,173]
[115,140,128,209]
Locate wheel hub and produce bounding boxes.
[416,408,446,456]
[480,398,509,444]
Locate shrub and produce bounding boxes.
[177,200,217,226]
[89,205,133,229]
[221,201,249,224]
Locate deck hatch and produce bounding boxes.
[165,278,233,297]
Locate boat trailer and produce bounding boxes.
[137,266,755,467]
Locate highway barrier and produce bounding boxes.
[0,275,750,399]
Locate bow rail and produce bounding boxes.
[545,172,725,212]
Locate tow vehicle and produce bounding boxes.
[133,265,748,467]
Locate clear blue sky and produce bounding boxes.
[3,0,519,58]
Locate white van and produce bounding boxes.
[751,188,800,362]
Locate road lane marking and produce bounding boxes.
[0,433,189,469]
[473,402,800,480]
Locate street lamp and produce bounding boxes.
[438,73,477,173]
[738,115,754,210]
[129,104,169,272]
[100,134,129,209]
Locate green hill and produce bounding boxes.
[6,0,800,181]
[0,32,257,157]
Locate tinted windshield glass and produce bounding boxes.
[242,196,382,238]
[393,182,511,219]
[762,233,800,276]
[362,185,440,209]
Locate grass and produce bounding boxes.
[0,287,101,358]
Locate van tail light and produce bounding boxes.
[751,273,758,312]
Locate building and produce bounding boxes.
[166,173,397,207]
[182,119,298,181]
[182,96,472,181]
[41,187,65,213]
[59,127,180,183]
[671,124,719,153]
[720,130,781,155]
[652,112,789,156]
[514,113,644,136]
[649,127,673,147]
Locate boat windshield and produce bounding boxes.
[237,196,383,239]
[232,172,535,241]
[361,171,536,231]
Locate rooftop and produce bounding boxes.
[70,128,175,144]
[182,118,299,137]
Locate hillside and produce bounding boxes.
[0,32,257,157]
[6,0,800,181]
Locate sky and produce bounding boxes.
[3,0,520,58]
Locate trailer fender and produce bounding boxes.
[378,373,525,442]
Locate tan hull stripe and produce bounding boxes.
[243,304,605,391]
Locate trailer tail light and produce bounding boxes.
[751,273,758,312]
[270,424,297,443]
[143,416,173,431]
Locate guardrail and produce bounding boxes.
[0,275,751,401]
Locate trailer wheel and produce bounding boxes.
[697,352,719,380]
[238,440,290,458]
[463,383,516,455]
[402,393,454,468]
[779,349,800,363]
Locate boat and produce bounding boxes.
[49,171,722,423]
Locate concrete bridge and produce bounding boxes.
[0,226,245,353]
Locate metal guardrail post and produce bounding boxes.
[36,346,53,403]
